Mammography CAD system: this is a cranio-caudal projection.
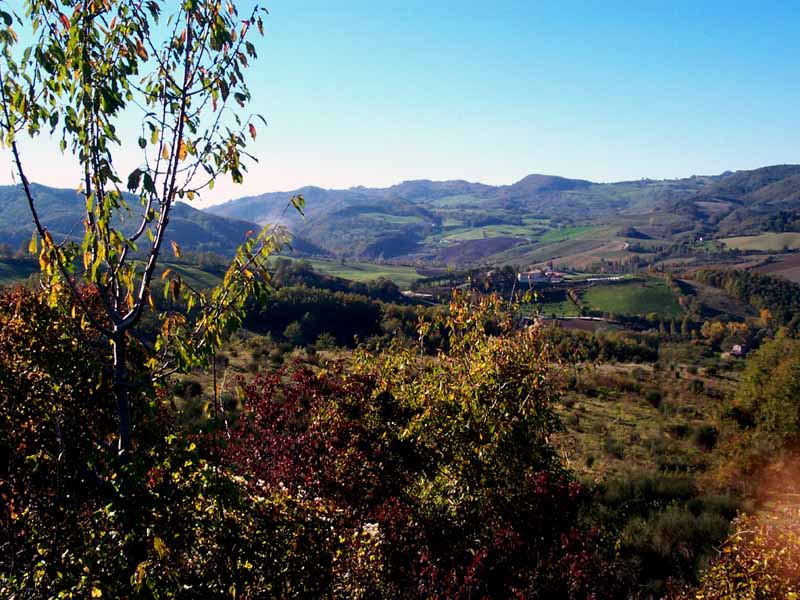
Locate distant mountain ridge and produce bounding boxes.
[207,165,800,265]
[0,183,263,255]
[4,165,800,268]
[209,171,716,226]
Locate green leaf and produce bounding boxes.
[143,173,156,194]
[126,168,142,191]
[138,137,146,149]
[0,11,12,27]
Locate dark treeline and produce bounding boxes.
[543,327,660,363]
[244,286,422,347]
[241,258,423,347]
[761,209,800,233]
[693,269,800,327]
[270,257,404,302]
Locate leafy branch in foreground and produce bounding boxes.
[0,0,302,456]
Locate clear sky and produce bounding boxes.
[2,0,799,206]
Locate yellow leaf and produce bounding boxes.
[186,190,195,200]
[135,39,148,60]
[162,145,169,161]
[148,291,155,310]
[28,232,37,254]
[161,268,172,281]
[91,588,102,598]
[178,141,187,161]
[171,240,181,258]
[153,536,167,558]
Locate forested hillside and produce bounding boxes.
[208,165,800,265]
[0,184,269,256]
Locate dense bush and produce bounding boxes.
[244,285,429,349]
[672,508,800,599]
[223,293,630,598]
[1,284,770,597]
[597,473,737,593]
[0,289,638,598]
[712,336,800,489]
[544,327,660,363]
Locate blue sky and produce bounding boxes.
[2,0,799,205]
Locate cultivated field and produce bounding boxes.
[753,253,800,283]
[580,279,683,317]
[302,258,423,288]
[721,232,800,251]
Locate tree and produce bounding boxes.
[0,0,301,456]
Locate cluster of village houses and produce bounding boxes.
[516,266,565,285]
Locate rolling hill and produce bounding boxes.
[0,183,300,256]
[665,165,800,237]
[6,165,800,269]
[208,166,800,266]
[206,171,727,264]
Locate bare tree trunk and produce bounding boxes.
[112,331,131,460]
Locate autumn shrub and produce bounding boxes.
[221,292,631,598]
[671,508,800,599]
[693,424,719,451]
[714,336,800,488]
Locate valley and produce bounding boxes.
[3,166,800,597]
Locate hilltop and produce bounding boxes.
[208,165,800,266]
[5,165,800,270]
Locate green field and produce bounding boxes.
[720,232,800,251]
[439,223,596,245]
[537,225,596,244]
[532,299,580,317]
[301,258,423,288]
[441,224,536,242]
[360,213,424,225]
[580,279,683,317]
[157,262,224,290]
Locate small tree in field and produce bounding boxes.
[0,0,301,456]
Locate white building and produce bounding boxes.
[517,267,564,285]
